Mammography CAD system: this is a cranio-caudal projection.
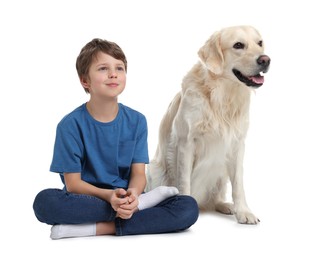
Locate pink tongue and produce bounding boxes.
[249,75,264,84]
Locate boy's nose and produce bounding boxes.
[109,71,117,78]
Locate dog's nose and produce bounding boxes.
[257,55,271,72]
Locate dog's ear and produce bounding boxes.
[198,31,224,75]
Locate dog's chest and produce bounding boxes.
[195,99,250,140]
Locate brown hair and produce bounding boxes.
[76,38,127,93]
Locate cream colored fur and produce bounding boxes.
[146,25,270,224]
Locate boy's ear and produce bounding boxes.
[80,76,89,90]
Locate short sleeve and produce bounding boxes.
[49,123,84,174]
[132,116,149,164]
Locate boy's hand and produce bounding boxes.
[116,188,139,219]
[110,188,130,212]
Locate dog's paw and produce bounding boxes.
[215,202,234,215]
[236,211,260,224]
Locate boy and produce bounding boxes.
[33,38,199,239]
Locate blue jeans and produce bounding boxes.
[33,188,199,236]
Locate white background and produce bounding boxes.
[1,0,313,259]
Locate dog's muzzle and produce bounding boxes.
[233,55,271,88]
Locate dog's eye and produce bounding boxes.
[233,42,245,49]
[258,40,263,47]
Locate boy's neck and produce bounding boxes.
[86,99,119,123]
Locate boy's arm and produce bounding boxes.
[63,172,129,210]
[115,163,146,219]
[127,163,147,196]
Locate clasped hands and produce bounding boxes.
[111,188,139,219]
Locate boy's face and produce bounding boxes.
[82,52,126,98]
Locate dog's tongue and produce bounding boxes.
[249,75,264,84]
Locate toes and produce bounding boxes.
[215,202,234,215]
[236,212,260,224]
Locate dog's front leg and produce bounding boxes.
[229,142,259,224]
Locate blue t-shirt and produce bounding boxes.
[50,103,149,190]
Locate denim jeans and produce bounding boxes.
[33,188,199,236]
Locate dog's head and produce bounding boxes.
[198,25,270,88]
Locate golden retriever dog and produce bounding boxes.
[146,25,270,224]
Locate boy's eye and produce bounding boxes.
[99,66,108,71]
[117,66,124,71]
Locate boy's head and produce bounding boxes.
[76,38,127,93]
